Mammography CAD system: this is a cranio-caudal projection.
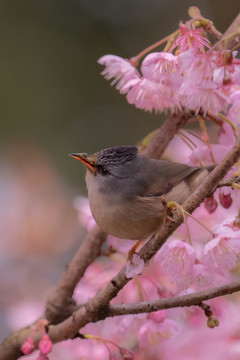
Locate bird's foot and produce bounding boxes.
[127,239,144,262]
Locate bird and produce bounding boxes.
[70,145,214,241]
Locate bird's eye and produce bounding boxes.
[98,166,109,176]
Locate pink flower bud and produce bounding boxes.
[148,310,165,323]
[219,192,233,209]
[21,336,34,355]
[204,195,218,213]
[119,347,134,359]
[38,334,52,355]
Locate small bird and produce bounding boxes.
[70,146,214,240]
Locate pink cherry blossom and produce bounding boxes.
[138,319,178,348]
[126,254,144,278]
[178,50,217,83]
[176,263,222,292]
[174,25,210,53]
[141,52,182,89]
[202,237,239,276]
[98,55,140,92]
[124,78,181,113]
[155,240,197,278]
[180,80,230,115]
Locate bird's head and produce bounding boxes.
[69,145,139,178]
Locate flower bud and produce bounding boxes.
[219,192,233,209]
[38,334,52,355]
[21,336,34,355]
[204,195,218,213]
[207,315,219,328]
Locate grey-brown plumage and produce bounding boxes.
[70,146,214,240]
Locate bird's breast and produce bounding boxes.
[87,181,164,240]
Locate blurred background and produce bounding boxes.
[0,0,239,342]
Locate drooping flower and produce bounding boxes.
[98,55,140,92]
[180,80,230,115]
[174,25,210,53]
[202,237,239,276]
[178,50,217,84]
[123,78,181,113]
[141,52,182,89]
[155,240,197,278]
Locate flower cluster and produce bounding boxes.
[98,25,240,115]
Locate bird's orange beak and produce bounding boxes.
[69,153,96,172]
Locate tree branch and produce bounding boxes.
[215,13,240,50]
[107,280,240,316]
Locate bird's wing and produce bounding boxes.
[142,160,200,197]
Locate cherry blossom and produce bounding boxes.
[180,80,230,115]
[125,78,181,112]
[141,52,182,89]
[155,240,197,278]
[174,25,210,53]
[202,237,239,276]
[98,55,140,92]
